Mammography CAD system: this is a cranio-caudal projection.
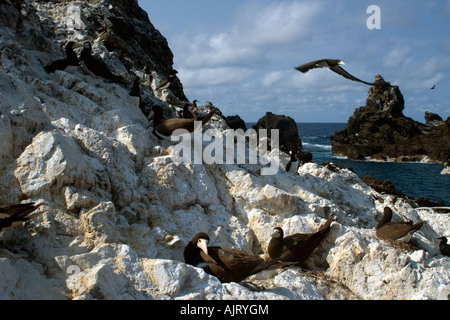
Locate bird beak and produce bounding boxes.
[197,238,209,255]
[271,230,280,238]
[338,61,346,65]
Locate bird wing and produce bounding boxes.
[155,118,196,137]
[376,221,423,240]
[0,203,42,218]
[210,246,264,270]
[329,65,374,85]
[294,60,322,73]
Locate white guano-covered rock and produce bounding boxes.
[0,0,448,300]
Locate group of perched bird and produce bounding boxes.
[39,41,448,284]
[44,40,217,141]
[45,41,127,85]
[184,207,449,283]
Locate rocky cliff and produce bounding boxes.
[331,75,450,164]
[0,1,449,300]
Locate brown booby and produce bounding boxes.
[79,42,127,85]
[184,232,289,283]
[375,207,424,243]
[437,236,450,257]
[151,106,216,140]
[129,77,141,97]
[268,216,333,264]
[44,41,83,73]
[285,150,300,174]
[0,202,44,232]
[182,103,195,118]
[295,59,374,85]
[129,78,148,115]
[156,74,175,90]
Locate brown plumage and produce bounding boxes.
[0,202,44,232]
[295,58,374,85]
[285,150,300,173]
[184,232,289,283]
[437,236,450,257]
[156,70,178,90]
[151,106,216,140]
[182,103,195,118]
[44,41,82,73]
[79,42,127,85]
[375,207,424,243]
[268,217,333,263]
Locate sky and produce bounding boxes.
[139,0,450,123]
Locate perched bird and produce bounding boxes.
[44,41,82,73]
[129,78,148,115]
[191,99,199,117]
[295,59,374,85]
[156,74,175,90]
[375,207,424,243]
[285,150,300,174]
[151,106,217,140]
[148,105,165,127]
[0,202,44,232]
[268,216,334,264]
[129,77,141,97]
[184,232,288,283]
[182,103,195,119]
[79,41,127,85]
[437,236,450,257]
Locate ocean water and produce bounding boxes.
[246,122,449,205]
[297,123,450,206]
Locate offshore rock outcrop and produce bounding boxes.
[253,112,303,155]
[331,75,450,163]
[0,1,449,300]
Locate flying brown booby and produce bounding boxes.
[375,207,424,243]
[79,41,127,85]
[184,232,290,283]
[0,202,44,232]
[150,106,217,140]
[267,216,333,264]
[295,59,374,85]
[44,41,83,73]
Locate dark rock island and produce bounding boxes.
[253,112,312,164]
[331,75,450,164]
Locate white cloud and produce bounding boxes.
[161,0,449,122]
[178,66,254,87]
[173,1,322,70]
[232,1,322,47]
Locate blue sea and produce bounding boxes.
[247,122,450,206]
[298,123,450,206]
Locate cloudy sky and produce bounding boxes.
[139,0,450,123]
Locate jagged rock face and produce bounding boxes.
[0,1,449,300]
[425,112,444,125]
[331,75,450,163]
[225,115,247,131]
[253,112,303,155]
